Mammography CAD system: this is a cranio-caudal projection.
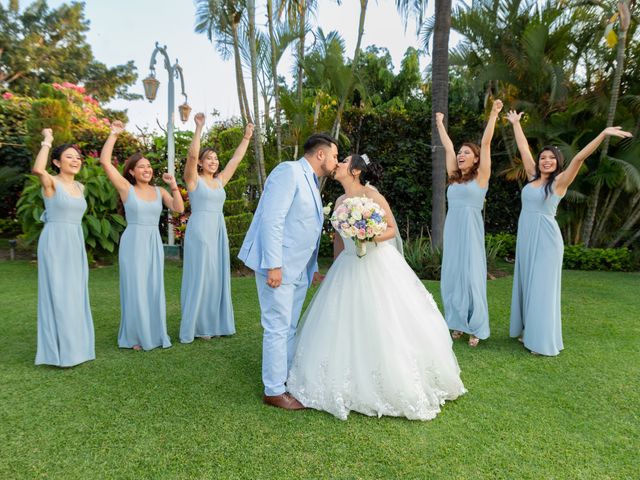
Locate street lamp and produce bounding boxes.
[144,42,191,247]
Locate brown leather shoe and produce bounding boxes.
[263,393,305,410]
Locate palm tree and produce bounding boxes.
[247,0,266,190]
[277,0,317,105]
[396,0,448,247]
[194,0,251,123]
[332,0,366,139]
[267,0,283,161]
[582,0,632,246]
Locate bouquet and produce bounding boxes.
[330,196,387,257]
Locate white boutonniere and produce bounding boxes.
[323,202,333,217]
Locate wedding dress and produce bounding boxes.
[287,229,466,421]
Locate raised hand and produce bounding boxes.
[506,110,523,124]
[244,123,255,139]
[110,120,125,136]
[162,172,178,189]
[603,126,633,139]
[194,112,205,128]
[435,112,445,124]
[491,99,503,114]
[41,128,54,143]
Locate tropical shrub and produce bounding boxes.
[563,245,632,271]
[16,156,126,263]
[486,232,517,259]
[403,234,443,280]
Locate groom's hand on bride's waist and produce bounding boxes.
[267,268,282,288]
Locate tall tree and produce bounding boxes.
[267,0,283,161]
[195,0,251,123]
[0,0,138,101]
[582,0,632,246]
[332,0,367,139]
[395,0,452,246]
[247,0,266,190]
[429,0,453,248]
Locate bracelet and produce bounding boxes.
[41,141,52,148]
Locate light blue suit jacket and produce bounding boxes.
[238,158,324,285]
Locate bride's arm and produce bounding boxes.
[333,233,344,259]
[368,191,397,243]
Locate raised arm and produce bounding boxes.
[506,110,537,179]
[184,112,205,191]
[160,173,185,213]
[477,99,503,187]
[217,123,254,186]
[31,129,56,197]
[435,112,457,177]
[555,126,633,196]
[99,121,131,198]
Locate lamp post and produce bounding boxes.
[142,42,191,247]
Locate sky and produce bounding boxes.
[21,0,461,133]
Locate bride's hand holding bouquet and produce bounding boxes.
[330,196,387,257]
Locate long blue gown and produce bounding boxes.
[118,185,171,350]
[441,179,490,339]
[510,183,564,356]
[36,180,95,367]
[180,177,234,342]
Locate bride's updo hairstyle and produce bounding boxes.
[349,153,383,186]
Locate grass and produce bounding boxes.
[0,260,638,479]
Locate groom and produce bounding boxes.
[239,133,339,410]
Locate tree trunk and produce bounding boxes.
[608,192,640,247]
[332,0,368,138]
[247,0,266,191]
[430,0,452,248]
[267,0,283,162]
[231,22,249,123]
[592,188,621,245]
[296,0,306,104]
[313,96,321,129]
[582,0,630,247]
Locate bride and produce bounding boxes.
[287,154,466,421]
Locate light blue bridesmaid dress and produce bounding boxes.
[180,177,234,342]
[118,185,171,350]
[36,180,95,367]
[510,183,564,356]
[441,179,490,339]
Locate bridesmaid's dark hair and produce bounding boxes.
[448,142,480,184]
[533,145,564,198]
[198,147,221,177]
[348,153,383,186]
[50,143,82,171]
[122,152,153,185]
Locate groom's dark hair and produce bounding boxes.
[303,133,337,155]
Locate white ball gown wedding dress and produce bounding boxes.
[287,230,466,421]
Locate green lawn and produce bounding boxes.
[0,260,638,479]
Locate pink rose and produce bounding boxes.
[62,82,76,88]
[52,83,63,90]
[76,86,86,93]
[2,92,13,100]
[88,116,98,123]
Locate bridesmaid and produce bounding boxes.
[100,121,184,351]
[436,99,503,347]
[179,113,254,343]
[32,129,95,367]
[507,111,632,356]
